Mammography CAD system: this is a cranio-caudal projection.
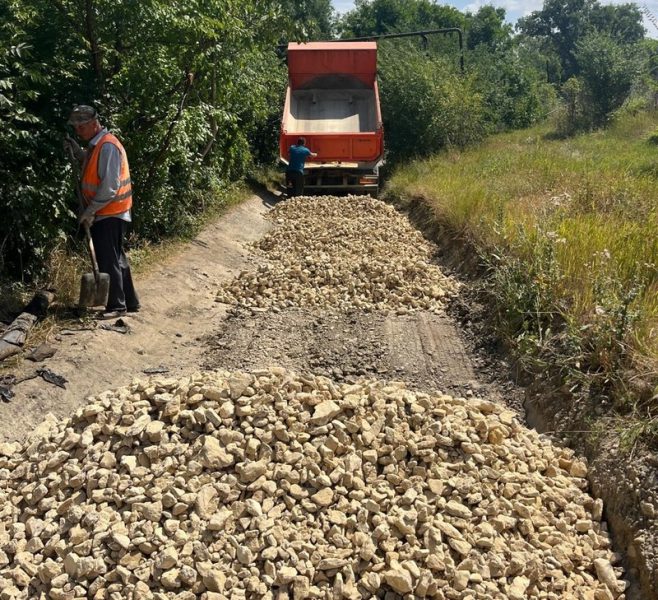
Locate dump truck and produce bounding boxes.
[279,41,384,196]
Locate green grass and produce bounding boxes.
[385,110,658,442]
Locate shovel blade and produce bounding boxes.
[94,273,110,307]
[79,273,97,307]
[78,272,110,308]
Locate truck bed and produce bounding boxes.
[279,41,384,192]
[289,89,377,133]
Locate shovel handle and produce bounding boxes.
[84,222,101,282]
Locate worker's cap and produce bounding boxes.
[67,105,98,125]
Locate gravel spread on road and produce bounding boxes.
[216,196,459,313]
[0,368,627,599]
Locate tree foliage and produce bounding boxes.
[518,0,644,80]
[339,0,464,38]
[378,43,486,164]
[518,0,649,132]
[465,6,512,51]
[340,0,550,162]
[284,0,336,39]
[0,0,307,278]
[576,32,638,127]
[469,46,552,131]
[1,0,652,278]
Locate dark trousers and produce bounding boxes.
[90,217,139,312]
[285,170,304,197]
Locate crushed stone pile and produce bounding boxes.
[216,195,459,313]
[0,368,627,600]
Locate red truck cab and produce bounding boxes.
[280,41,384,196]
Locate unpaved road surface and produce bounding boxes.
[0,195,271,441]
[0,191,636,599]
[2,192,501,443]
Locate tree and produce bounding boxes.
[518,0,597,80]
[466,6,512,51]
[338,0,465,38]
[576,32,638,125]
[282,0,336,39]
[518,0,644,80]
[591,4,645,44]
[469,45,551,130]
[0,0,301,278]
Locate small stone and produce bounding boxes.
[311,488,334,507]
[310,401,341,426]
[384,567,413,594]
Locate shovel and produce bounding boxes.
[64,136,110,309]
[78,222,110,308]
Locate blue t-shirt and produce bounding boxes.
[288,145,312,174]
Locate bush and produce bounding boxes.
[575,33,638,127]
[378,44,487,165]
[468,45,555,131]
[553,76,590,136]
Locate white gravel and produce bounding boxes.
[0,368,627,599]
[216,195,459,313]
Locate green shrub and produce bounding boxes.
[378,44,487,165]
[553,76,590,136]
[468,45,555,130]
[0,0,295,280]
[575,33,638,127]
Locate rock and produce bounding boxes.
[508,576,530,599]
[310,401,341,426]
[156,547,178,570]
[277,566,298,585]
[198,436,234,469]
[311,488,334,507]
[195,485,219,519]
[384,566,413,594]
[160,568,180,589]
[203,569,226,593]
[238,460,268,483]
[594,559,624,597]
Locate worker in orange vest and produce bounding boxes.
[66,105,140,319]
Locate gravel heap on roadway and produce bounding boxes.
[0,368,627,600]
[216,195,459,313]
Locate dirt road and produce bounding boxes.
[1,194,271,441]
[0,191,642,599]
[2,191,503,443]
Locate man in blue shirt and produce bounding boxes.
[286,137,317,197]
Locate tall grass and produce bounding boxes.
[385,110,658,440]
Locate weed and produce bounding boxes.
[648,127,658,145]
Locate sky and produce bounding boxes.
[331,0,658,36]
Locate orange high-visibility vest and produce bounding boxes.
[81,132,132,216]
